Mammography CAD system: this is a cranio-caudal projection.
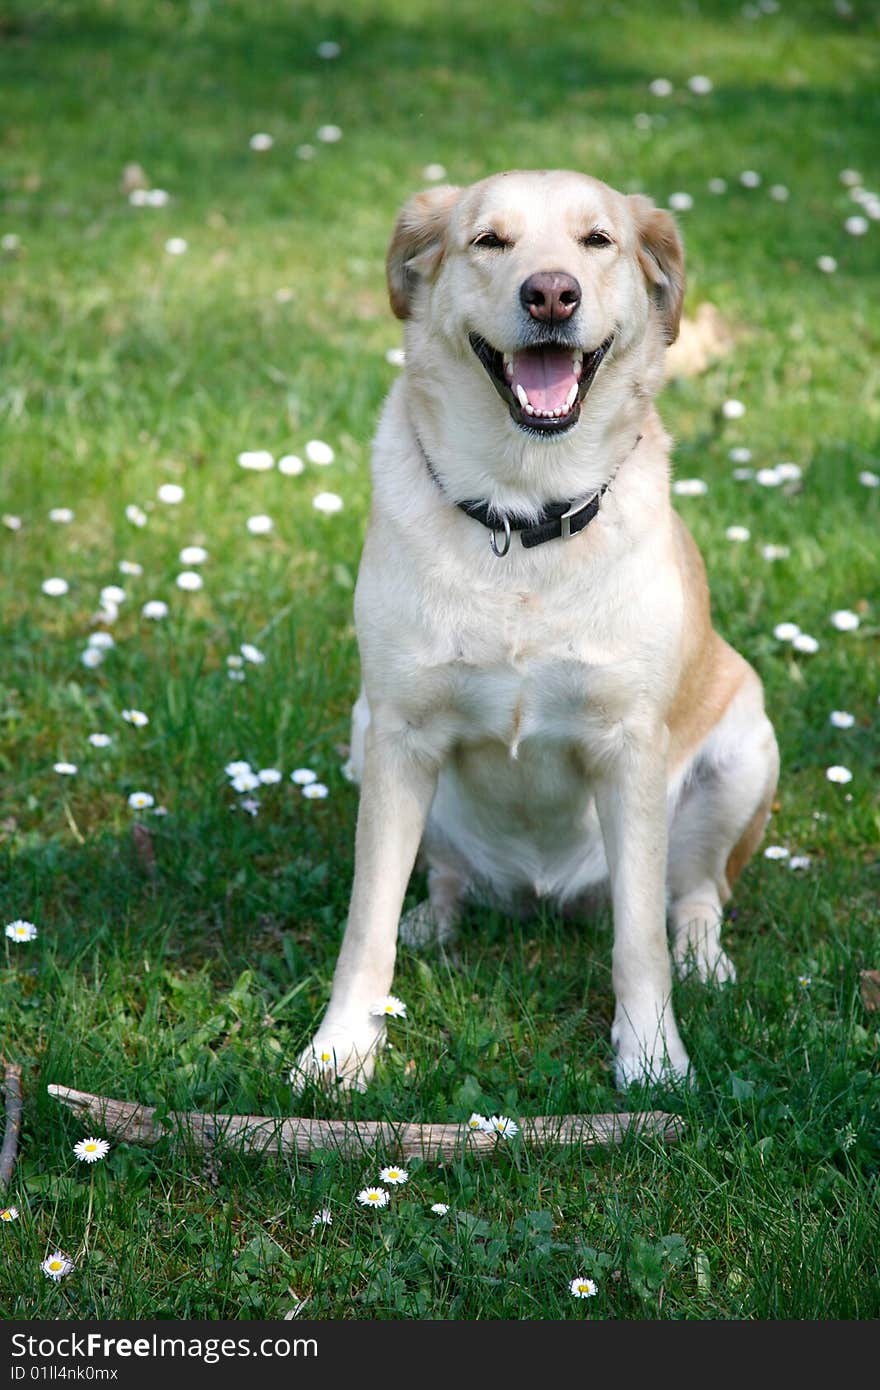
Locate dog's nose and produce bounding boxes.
[519,271,582,323]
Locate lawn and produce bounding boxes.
[0,0,878,1320]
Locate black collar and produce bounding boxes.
[417,430,639,557]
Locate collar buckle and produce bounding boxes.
[559,494,597,540]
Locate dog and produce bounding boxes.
[293,169,779,1092]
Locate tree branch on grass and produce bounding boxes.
[1,1062,23,1190]
[48,1084,683,1160]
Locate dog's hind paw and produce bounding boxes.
[612,1013,692,1091]
[290,1022,384,1093]
[398,900,458,950]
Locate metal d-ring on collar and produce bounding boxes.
[490,515,512,557]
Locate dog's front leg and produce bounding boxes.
[292,719,439,1091]
[594,724,690,1089]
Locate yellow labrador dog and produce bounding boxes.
[294,170,779,1091]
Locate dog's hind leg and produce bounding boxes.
[667,673,779,984]
[399,864,466,949]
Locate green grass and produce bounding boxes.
[1,0,878,1320]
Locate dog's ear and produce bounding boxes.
[386,185,461,320]
[628,195,685,345]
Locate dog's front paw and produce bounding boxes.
[290,1021,385,1093]
[612,1013,691,1091]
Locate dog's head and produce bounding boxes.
[387,170,684,442]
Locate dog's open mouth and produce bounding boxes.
[469,332,614,435]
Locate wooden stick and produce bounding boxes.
[1,1063,24,1190]
[48,1084,683,1161]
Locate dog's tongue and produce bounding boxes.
[512,346,578,414]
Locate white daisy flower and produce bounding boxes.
[49,507,74,524]
[1,233,21,252]
[739,170,761,188]
[708,177,727,194]
[763,845,789,860]
[312,492,343,514]
[316,125,343,143]
[430,1203,449,1215]
[369,995,407,1019]
[729,446,752,463]
[278,454,304,475]
[773,622,800,642]
[422,163,447,181]
[830,609,859,631]
[164,237,188,256]
[858,470,879,488]
[305,440,335,466]
[257,768,282,784]
[88,733,112,748]
[146,189,169,207]
[225,760,252,777]
[385,347,406,367]
[179,545,208,565]
[769,184,790,202]
[237,450,274,471]
[761,544,790,561]
[5,920,38,942]
[844,216,868,236]
[755,467,782,487]
[311,1208,333,1228]
[789,856,812,872]
[672,478,707,496]
[246,514,274,535]
[41,1253,74,1281]
[157,483,184,504]
[649,78,673,96]
[792,634,819,654]
[125,504,148,527]
[725,525,750,542]
[121,709,149,727]
[226,654,244,670]
[176,571,203,592]
[53,762,77,776]
[722,399,746,419]
[128,791,155,810]
[829,710,855,729]
[668,192,693,212]
[570,1276,598,1299]
[357,1187,389,1208]
[41,577,69,597]
[317,41,341,59]
[732,468,754,481]
[249,133,274,152]
[230,770,261,793]
[797,974,812,988]
[0,1207,19,1221]
[88,631,115,651]
[290,768,317,785]
[296,144,315,161]
[775,462,802,482]
[687,74,712,94]
[239,796,260,814]
[301,782,328,799]
[2,514,22,531]
[141,599,169,620]
[73,1137,110,1163]
[378,1166,409,1185]
[487,1115,519,1138]
[467,1114,489,1132]
[81,648,104,669]
[228,670,246,683]
[840,169,862,186]
[817,255,838,274]
[240,643,265,664]
[100,585,126,607]
[826,765,853,784]
[119,560,143,576]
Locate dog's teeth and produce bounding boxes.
[515,384,529,409]
[565,383,578,410]
[503,354,514,377]
[524,403,534,415]
[572,351,583,375]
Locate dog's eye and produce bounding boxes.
[472,230,510,250]
[581,230,613,248]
